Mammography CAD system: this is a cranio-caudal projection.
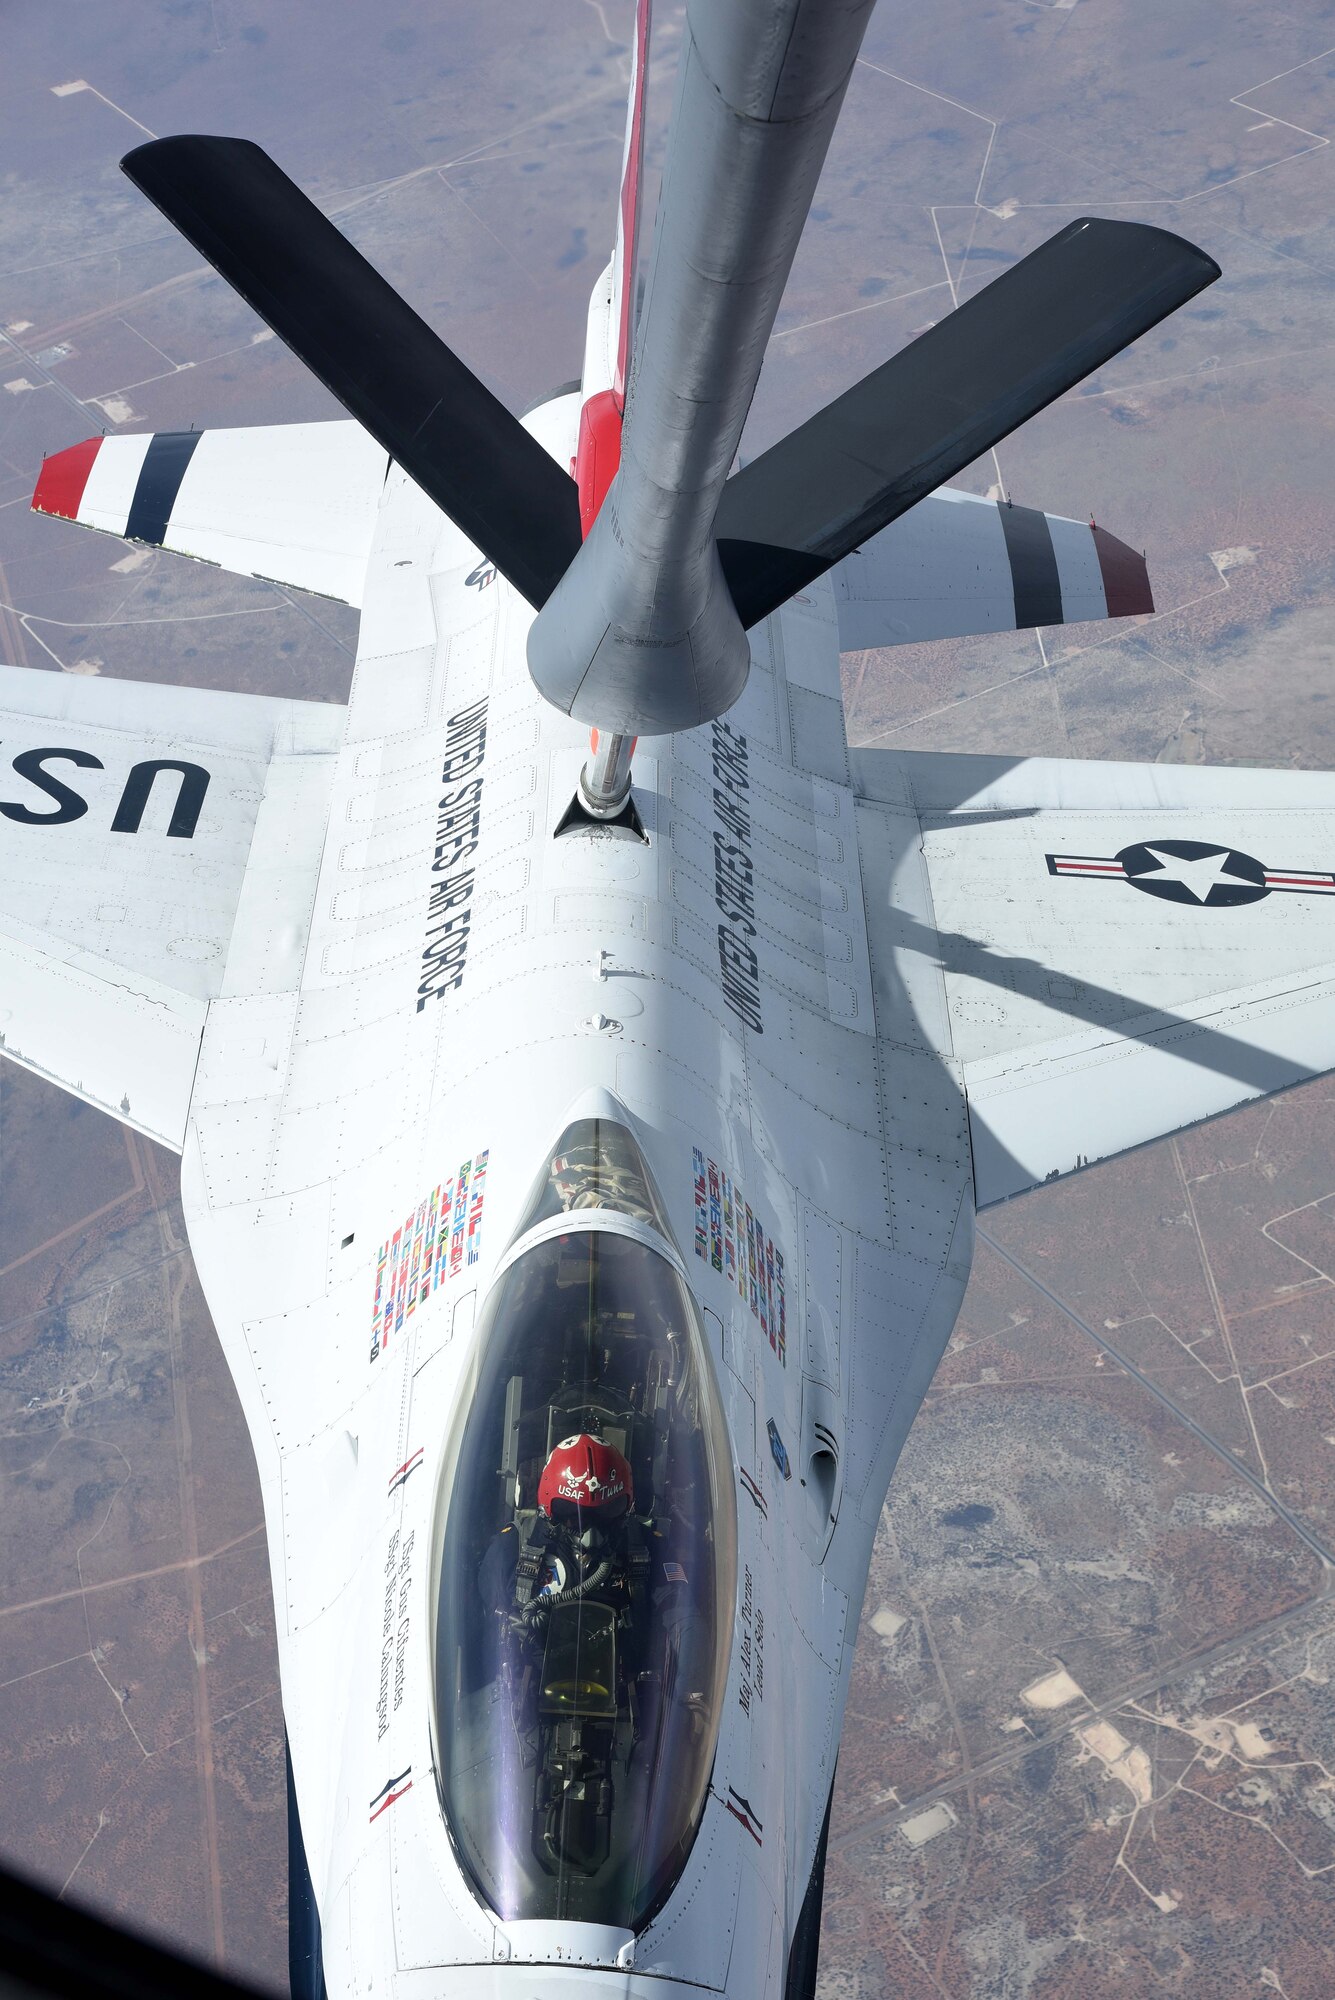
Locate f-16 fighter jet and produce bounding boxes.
[10,1,1331,1995]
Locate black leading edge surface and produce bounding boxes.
[784,1779,834,2000]
[122,136,582,609]
[287,1736,328,2000]
[715,217,1221,627]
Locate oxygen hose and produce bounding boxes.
[525,1558,612,1625]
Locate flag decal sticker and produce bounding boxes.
[369,1150,489,1364]
[1047,839,1335,908]
[692,1147,786,1364]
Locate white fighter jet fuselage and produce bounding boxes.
[173,397,966,1999]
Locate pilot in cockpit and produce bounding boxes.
[479,1431,640,1630]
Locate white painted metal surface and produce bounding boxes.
[854,749,1335,1203]
[50,419,388,604]
[0,665,342,1145]
[830,486,1126,648]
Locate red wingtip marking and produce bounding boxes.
[32,436,103,522]
[1091,523,1153,618]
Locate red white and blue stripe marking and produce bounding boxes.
[368,1766,412,1824]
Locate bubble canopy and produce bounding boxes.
[431,1119,737,1931]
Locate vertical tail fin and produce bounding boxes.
[576,0,650,534]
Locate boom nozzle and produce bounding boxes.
[580,730,637,819]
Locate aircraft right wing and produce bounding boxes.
[852,748,1335,1207]
[828,487,1151,649]
[33,420,389,606]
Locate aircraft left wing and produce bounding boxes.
[852,748,1335,1206]
[0,663,342,1148]
[33,421,388,605]
[829,487,1151,649]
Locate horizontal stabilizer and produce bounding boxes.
[830,487,1150,650]
[0,664,341,1148]
[33,420,389,606]
[717,218,1219,626]
[121,136,581,607]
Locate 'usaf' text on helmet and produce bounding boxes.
[537,1433,633,1524]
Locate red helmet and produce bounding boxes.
[538,1433,633,1524]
